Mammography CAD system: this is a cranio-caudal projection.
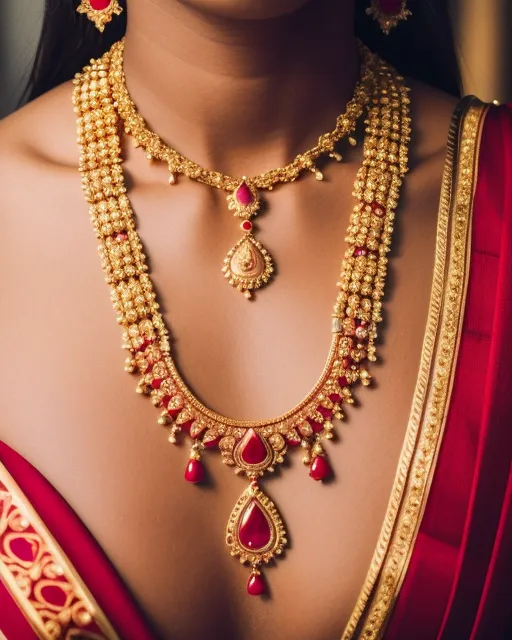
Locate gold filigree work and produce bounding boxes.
[341,98,488,639]
[0,465,118,639]
[76,0,123,32]
[73,43,411,592]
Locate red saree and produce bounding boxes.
[1,99,511,639]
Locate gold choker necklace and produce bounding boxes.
[109,39,376,298]
[74,42,411,596]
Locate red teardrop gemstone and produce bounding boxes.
[151,378,163,389]
[247,572,266,596]
[236,182,254,206]
[239,429,268,465]
[184,459,204,483]
[168,408,182,419]
[238,500,272,550]
[379,0,403,14]
[309,456,331,481]
[90,0,111,9]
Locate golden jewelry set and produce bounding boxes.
[74,39,411,594]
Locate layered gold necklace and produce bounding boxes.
[74,40,411,596]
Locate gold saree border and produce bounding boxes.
[341,97,489,639]
[0,463,120,640]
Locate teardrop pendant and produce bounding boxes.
[222,234,274,298]
[226,483,287,589]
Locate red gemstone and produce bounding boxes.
[307,417,324,434]
[371,201,385,216]
[168,408,182,419]
[136,338,152,353]
[180,420,194,434]
[238,500,272,550]
[161,394,171,408]
[342,357,353,368]
[309,456,331,481]
[184,458,205,483]
[144,363,153,374]
[317,406,333,420]
[247,572,266,596]
[151,378,163,389]
[239,429,268,465]
[242,220,253,232]
[90,0,111,9]
[236,182,254,206]
[379,0,403,14]
[338,376,348,387]
[202,436,220,449]
[115,231,128,242]
[329,393,342,403]
[286,435,301,447]
[354,246,367,257]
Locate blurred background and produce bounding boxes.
[0,0,511,118]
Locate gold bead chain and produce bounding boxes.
[73,43,411,594]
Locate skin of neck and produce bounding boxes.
[123,0,358,177]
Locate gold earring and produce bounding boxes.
[77,0,123,32]
[366,0,411,35]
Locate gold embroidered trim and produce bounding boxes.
[341,98,488,639]
[0,463,119,640]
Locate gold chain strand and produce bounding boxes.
[73,44,411,596]
[108,39,378,298]
[109,39,376,192]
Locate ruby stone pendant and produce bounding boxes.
[223,180,274,299]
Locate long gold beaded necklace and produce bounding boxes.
[74,41,411,596]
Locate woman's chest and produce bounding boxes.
[0,163,442,639]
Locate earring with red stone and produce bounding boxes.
[76,0,123,32]
[366,0,411,35]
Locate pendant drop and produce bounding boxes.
[222,235,274,298]
[226,483,287,592]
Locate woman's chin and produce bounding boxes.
[177,0,314,21]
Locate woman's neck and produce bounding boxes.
[123,0,358,176]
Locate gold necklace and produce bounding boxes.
[109,40,377,298]
[74,43,411,596]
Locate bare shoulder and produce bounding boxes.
[407,79,461,168]
[0,81,78,194]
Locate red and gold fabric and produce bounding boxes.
[1,99,511,639]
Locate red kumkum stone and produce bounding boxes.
[247,572,266,596]
[90,0,112,9]
[338,376,348,387]
[236,182,254,206]
[241,220,253,232]
[379,0,403,14]
[371,201,385,216]
[238,500,272,550]
[151,378,163,389]
[184,459,205,483]
[202,435,221,449]
[239,429,268,465]
[309,456,332,481]
[307,417,324,434]
[317,406,333,420]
